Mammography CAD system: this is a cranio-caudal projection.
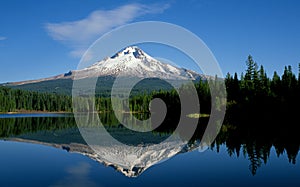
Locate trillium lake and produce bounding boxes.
[0,113,300,187]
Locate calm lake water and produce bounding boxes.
[0,113,300,187]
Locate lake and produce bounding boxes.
[0,113,300,187]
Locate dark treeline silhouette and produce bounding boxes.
[225,55,300,123]
[214,55,300,175]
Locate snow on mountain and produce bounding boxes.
[72,46,201,80]
[6,46,203,86]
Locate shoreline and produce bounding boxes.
[0,110,146,115]
[0,111,210,118]
[0,111,73,115]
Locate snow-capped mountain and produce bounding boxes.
[71,46,201,80]
[3,46,206,95]
[6,46,202,86]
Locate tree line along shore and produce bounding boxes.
[1,55,300,119]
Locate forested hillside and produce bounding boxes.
[1,55,300,117]
[0,87,72,112]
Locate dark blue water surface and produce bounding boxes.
[0,113,70,118]
[0,114,300,187]
[0,140,299,187]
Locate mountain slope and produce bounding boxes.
[76,46,201,80]
[3,46,204,95]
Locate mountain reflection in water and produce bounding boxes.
[0,112,299,177]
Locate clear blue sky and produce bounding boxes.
[0,0,300,82]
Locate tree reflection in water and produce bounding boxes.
[0,111,299,176]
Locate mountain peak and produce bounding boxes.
[111,46,146,60]
[5,47,204,87]
[75,46,203,80]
